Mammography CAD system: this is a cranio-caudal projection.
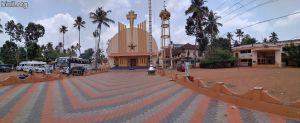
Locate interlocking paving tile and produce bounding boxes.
[0,71,299,123]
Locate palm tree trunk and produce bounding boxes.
[79,29,81,55]
[96,26,102,69]
[63,33,65,51]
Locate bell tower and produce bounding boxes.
[159,1,172,69]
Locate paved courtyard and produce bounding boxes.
[0,71,299,123]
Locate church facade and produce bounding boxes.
[107,11,158,68]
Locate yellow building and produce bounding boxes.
[107,11,158,68]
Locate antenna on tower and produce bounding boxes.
[163,0,166,9]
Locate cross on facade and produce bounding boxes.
[128,43,136,51]
[127,11,137,28]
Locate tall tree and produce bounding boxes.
[285,43,300,67]
[226,32,233,44]
[211,37,231,51]
[59,25,68,51]
[4,20,24,42]
[0,41,18,64]
[185,0,209,56]
[24,22,45,43]
[66,47,76,57]
[24,22,45,60]
[73,16,86,55]
[241,34,257,45]
[0,18,3,34]
[90,7,115,69]
[235,29,244,44]
[185,0,209,57]
[5,20,16,41]
[44,42,58,62]
[233,40,240,47]
[80,48,95,59]
[269,32,279,44]
[203,10,222,42]
[14,23,24,42]
[18,47,27,62]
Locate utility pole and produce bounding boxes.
[148,0,156,75]
[148,0,153,66]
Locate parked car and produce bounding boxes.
[0,64,12,72]
[71,66,86,76]
[35,65,53,73]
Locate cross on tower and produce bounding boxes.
[127,11,137,28]
[128,43,136,51]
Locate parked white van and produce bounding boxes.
[16,61,29,71]
[18,61,47,72]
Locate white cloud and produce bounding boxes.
[34,13,77,49]
[0,11,16,22]
[274,10,300,28]
[167,0,190,19]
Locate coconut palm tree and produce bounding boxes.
[185,0,209,56]
[226,32,233,43]
[235,29,244,44]
[269,32,279,44]
[73,16,86,55]
[59,25,68,51]
[203,10,222,43]
[92,29,99,57]
[90,7,115,69]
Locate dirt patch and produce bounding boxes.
[0,71,27,81]
[175,67,300,102]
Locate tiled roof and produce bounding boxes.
[173,43,197,55]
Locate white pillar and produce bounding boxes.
[275,49,282,67]
[252,51,258,66]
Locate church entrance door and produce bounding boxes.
[130,59,137,67]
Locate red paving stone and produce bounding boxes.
[0,71,299,123]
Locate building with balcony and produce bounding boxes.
[233,39,300,67]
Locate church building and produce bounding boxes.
[107,11,158,68]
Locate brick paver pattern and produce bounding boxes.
[0,71,299,123]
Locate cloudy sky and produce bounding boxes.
[0,0,300,55]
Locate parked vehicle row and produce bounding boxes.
[0,64,13,72]
[16,61,53,73]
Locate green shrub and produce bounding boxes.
[285,43,300,67]
[200,48,237,68]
